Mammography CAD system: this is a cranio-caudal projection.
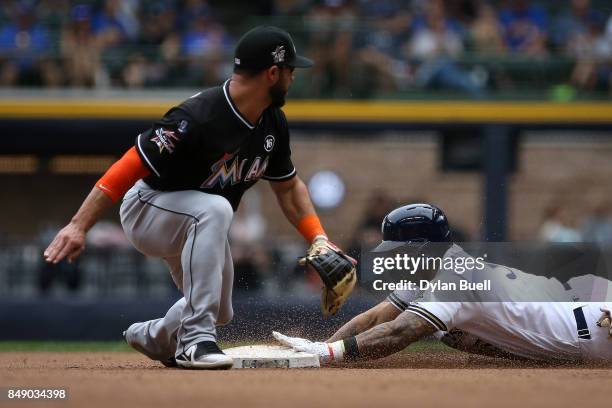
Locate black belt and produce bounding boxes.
[573,307,591,340]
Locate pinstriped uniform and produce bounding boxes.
[388,244,612,362]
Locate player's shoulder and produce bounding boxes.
[265,107,289,132]
[173,85,225,124]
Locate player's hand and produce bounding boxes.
[298,236,358,316]
[43,222,87,264]
[596,306,612,337]
[272,331,331,364]
[298,236,344,266]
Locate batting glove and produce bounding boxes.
[272,331,346,365]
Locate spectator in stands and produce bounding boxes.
[553,2,611,92]
[37,0,70,26]
[92,0,139,84]
[581,202,612,246]
[351,0,412,96]
[177,0,211,29]
[133,2,187,87]
[539,204,582,243]
[444,0,478,30]
[552,0,604,52]
[407,0,484,96]
[302,0,358,97]
[180,5,233,86]
[0,1,55,86]
[498,0,548,56]
[92,0,137,47]
[60,4,102,87]
[470,1,506,55]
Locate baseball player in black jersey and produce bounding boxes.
[44,26,357,369]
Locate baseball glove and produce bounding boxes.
[596,306,612,337]
[299,238,357,316]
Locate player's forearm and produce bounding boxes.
[327,302,401,342]
[327,313,374,342]
[354,313,436,360]
[273,176,317,227]
[271,176,327,243]
[70,187,115,232]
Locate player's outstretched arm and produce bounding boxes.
[354,311,436,360]
[44,146,150,264]
[326,301,401,342]
[43,187,114,264]
[274,312,436,364]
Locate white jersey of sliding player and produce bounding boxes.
[387,244,612,362]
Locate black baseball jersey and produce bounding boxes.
[135,79,296,211]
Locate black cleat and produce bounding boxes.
[175,341,233,369]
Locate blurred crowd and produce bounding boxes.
[539,202,612,244]
[0,0,611,97]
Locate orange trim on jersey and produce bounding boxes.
[96,147,150,202]
[297,214,327,243]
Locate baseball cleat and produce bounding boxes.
[123,327,178,368]
[175,341,233,370]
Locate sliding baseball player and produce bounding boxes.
[275,203,612,364]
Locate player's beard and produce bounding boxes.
[269,80,287,108]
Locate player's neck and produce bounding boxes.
[228,77,270,126]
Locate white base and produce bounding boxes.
[223,345,320,369]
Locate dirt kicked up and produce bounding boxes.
[1,351,611,408]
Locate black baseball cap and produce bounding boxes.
[234,26,313,71]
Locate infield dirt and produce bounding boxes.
[1,351,611,408]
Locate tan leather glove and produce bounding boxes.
[596,306,612,337]
[299,237,357,316]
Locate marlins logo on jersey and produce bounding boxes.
[202,151,269,189]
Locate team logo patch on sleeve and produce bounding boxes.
[151,128,180,154]
[264,135,275,152]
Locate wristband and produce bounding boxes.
[342,336,360,360]
[297,214,327,243]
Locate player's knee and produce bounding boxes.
[203,195,233,226]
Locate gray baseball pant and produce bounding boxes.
[120,180,234,361]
